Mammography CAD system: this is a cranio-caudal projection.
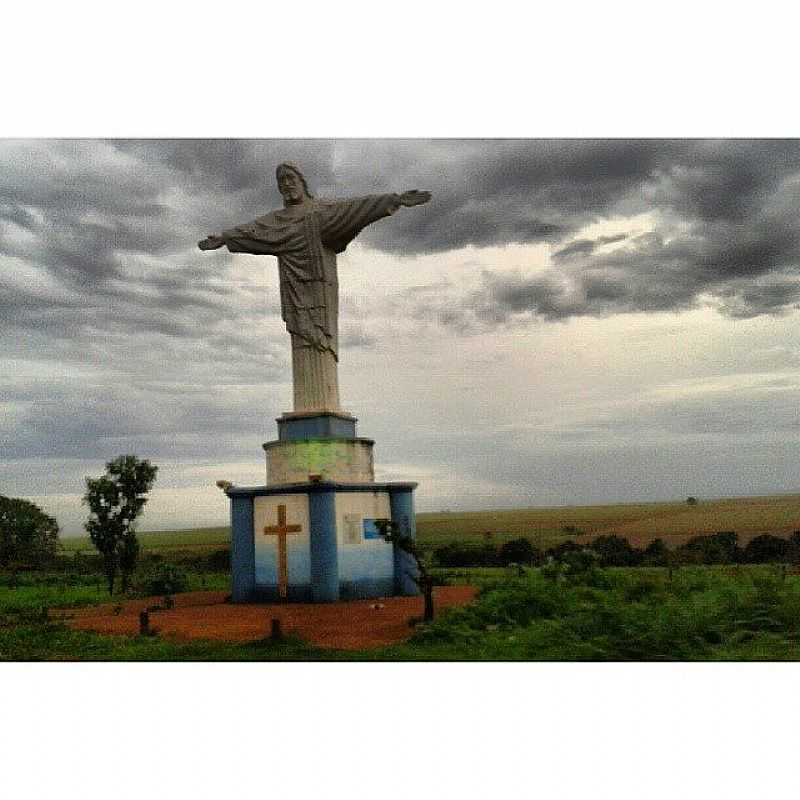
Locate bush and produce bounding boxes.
[545,540,582,561]
[588,534,641,567]
[789,532,800,565]
[678,531,740,565]
[642,538,669,566]
[743,534,790,564]
[499,538,540,566]
[561,549,601,577]
[434,543,500,568]
[206,549,231,572]
[139,563,188,597]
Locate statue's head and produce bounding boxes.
[276,162,312,206]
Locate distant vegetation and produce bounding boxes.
[0,495,59,569]
[58,494,800,554]
[432,531,800,569]
[415,494,800,549]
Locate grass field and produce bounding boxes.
[59,526,230,555]
[417,494,800,549]
[4,564,800,661]
[17,492,797,661]
[57,493,800,554]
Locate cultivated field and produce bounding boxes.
[417,494,800,549]
[58,493,800,552]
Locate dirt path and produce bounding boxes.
[56,586,477,651]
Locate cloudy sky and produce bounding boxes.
[2,138,800,534]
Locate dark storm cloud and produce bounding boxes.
[470,203,800,325]
[714,274,800,319]
[323,139,800,323]
[0,373,278,461]
[552,234,628,262]
[112,139,337,198]
[329,139,685,253]
[0,139,335,301]
[5,139,799,327]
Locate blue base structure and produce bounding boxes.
[227,406,418,603]
[227,481,418,603]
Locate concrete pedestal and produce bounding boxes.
[226,409,418,603]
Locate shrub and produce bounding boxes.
[434,543,500,568]
[499,538,539,566]
[642,538,669,566]
[788,532,800,565]
[561,548,601,576]
[678,531,740,565]
[139,563,188,597]
[546,540,582,561]
[743,534,790,564]
[206,549,231,572]
[588,534,640,567]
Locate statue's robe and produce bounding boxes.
[221,194,402,359]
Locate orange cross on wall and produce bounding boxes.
[263,504,302,599]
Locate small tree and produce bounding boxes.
[375,519,435,622]
[0,495,59,569]
[83,455,158,595]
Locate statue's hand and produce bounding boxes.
[198,235,225,251]
[399,190,431,207]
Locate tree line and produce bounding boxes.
[433,531,800,568]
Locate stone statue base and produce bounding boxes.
[224,409,418,603]
[265,411,372,484]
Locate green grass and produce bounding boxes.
[22,492,800,661]
[374,564,800,661]
[59,526,230,555]
[4,563,800,661]
[0,622,321,661]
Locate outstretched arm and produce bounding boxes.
[198,218,285,255]
[198,234,225,250]
[320,190,432,252]
[399,190,431,207]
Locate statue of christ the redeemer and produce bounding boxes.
[199,163,431,413]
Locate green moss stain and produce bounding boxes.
[283,440,352,475]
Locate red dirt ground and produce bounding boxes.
[56,586,477,651]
